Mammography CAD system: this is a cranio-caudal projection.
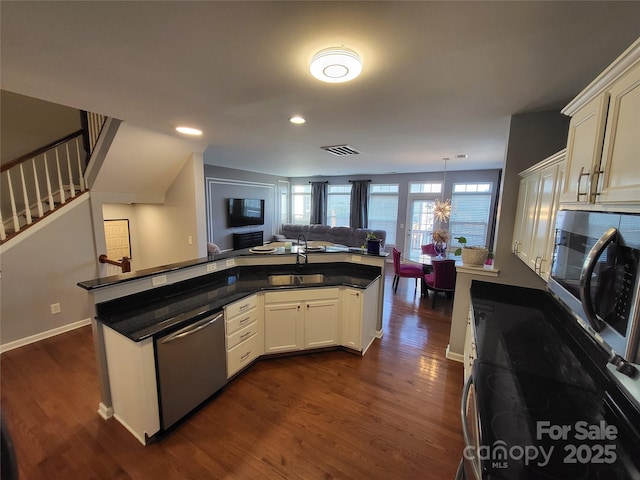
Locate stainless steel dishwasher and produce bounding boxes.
[155,311,227,430]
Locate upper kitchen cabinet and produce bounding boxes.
[561,38,640,207]
[598,61,640,204]
[513,150,565,281]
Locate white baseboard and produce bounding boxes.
[0,318,91,354]
[375,329,384,339]
[445,344,464,363]
[113,413,148,446]
[98,402,114,420]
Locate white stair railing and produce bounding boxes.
[1,130,89,242]
[1,113,107,242]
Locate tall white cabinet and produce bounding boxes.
[513,150,566,281]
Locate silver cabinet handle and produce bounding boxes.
[239,316,251,325]
[576,166,591,202]
[240,351,252,360]
[461,375,482,480]
[160,312,223,344]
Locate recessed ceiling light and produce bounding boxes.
[310,47,362,83]
[175,126,203,136]
[290,116,306,124]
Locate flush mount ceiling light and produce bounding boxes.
[289,116,306,124]
[175,126,202,136]
[309,47,362,83]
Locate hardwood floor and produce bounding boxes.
[1,271,464,479]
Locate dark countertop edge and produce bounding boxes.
[78,248,388,290]
[99,271,382,342]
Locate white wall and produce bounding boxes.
[0,195,98,350]
[97,153,207,272]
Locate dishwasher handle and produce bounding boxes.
[160,312,223,344]
[461,375,482,480]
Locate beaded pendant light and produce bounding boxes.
[434,157,451,223]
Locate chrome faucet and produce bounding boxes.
[296,233,308,267]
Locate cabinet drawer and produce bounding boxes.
[227,333,261,378]
[226,321,258,350]
[225,307,258,335]
[225,295,257,319]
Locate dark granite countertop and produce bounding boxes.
[78,245,387,291]
[95,263,381,342]
[469,280,640,479]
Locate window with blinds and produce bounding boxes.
[327,185,351,227]
[368,184,399,244]
[450,183,493,248]
[291,184,311,224]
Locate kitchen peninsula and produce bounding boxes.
[78,245,387,444]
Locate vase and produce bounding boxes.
[367,239,381,255]
[434,241,446,257]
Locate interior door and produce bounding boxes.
[406,198,436,261]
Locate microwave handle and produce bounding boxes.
[579,227,617,332]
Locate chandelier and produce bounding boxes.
[434,157,451,223]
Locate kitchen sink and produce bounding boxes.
[268,274,326,286]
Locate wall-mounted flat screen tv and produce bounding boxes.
[227,198,265,227]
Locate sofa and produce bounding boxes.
[275,224,386,249]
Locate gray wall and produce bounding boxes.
[0,196,98,348]
[203,163,289,251]
[1,90,81,164]
[448,110,571,357]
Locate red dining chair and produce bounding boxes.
[421,244,437,256]
[392,248,424,293]
[423,259,457,307]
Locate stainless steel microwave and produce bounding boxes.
[548,210,640,366]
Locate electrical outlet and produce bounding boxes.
[187,235,193,245]
[152,275,167,287]
[50,303,61,314]
[207,263,217,272]
[226,259,235,267]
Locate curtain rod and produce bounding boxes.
[348,179,371,183]
[308,181,329,184]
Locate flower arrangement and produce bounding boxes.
[432,230,450,243]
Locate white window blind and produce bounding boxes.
[449,183,493,248]
[291,185,311,224]
[327,185,351,227]
[368,184,399,244]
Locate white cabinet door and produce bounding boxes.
[517,172,541,266]
[514,151,566,281]
[341,288,362,351]
[264,302,303,353]
[304,298,339,349]
[529,163,558,274]
[561,92,609,204]
[598,62,640,204]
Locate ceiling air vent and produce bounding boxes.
[321,144,361,156]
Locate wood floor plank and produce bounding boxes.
[1,270,464,479]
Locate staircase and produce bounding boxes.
[0,112,106,243]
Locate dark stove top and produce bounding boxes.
[469,281,640,480]
[474,362,639,479]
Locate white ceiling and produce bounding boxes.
[2,1,639,177]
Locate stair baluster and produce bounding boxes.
[32,157,44,219]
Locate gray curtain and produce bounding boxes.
[309,182,327,224]
[350,180,370,228]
